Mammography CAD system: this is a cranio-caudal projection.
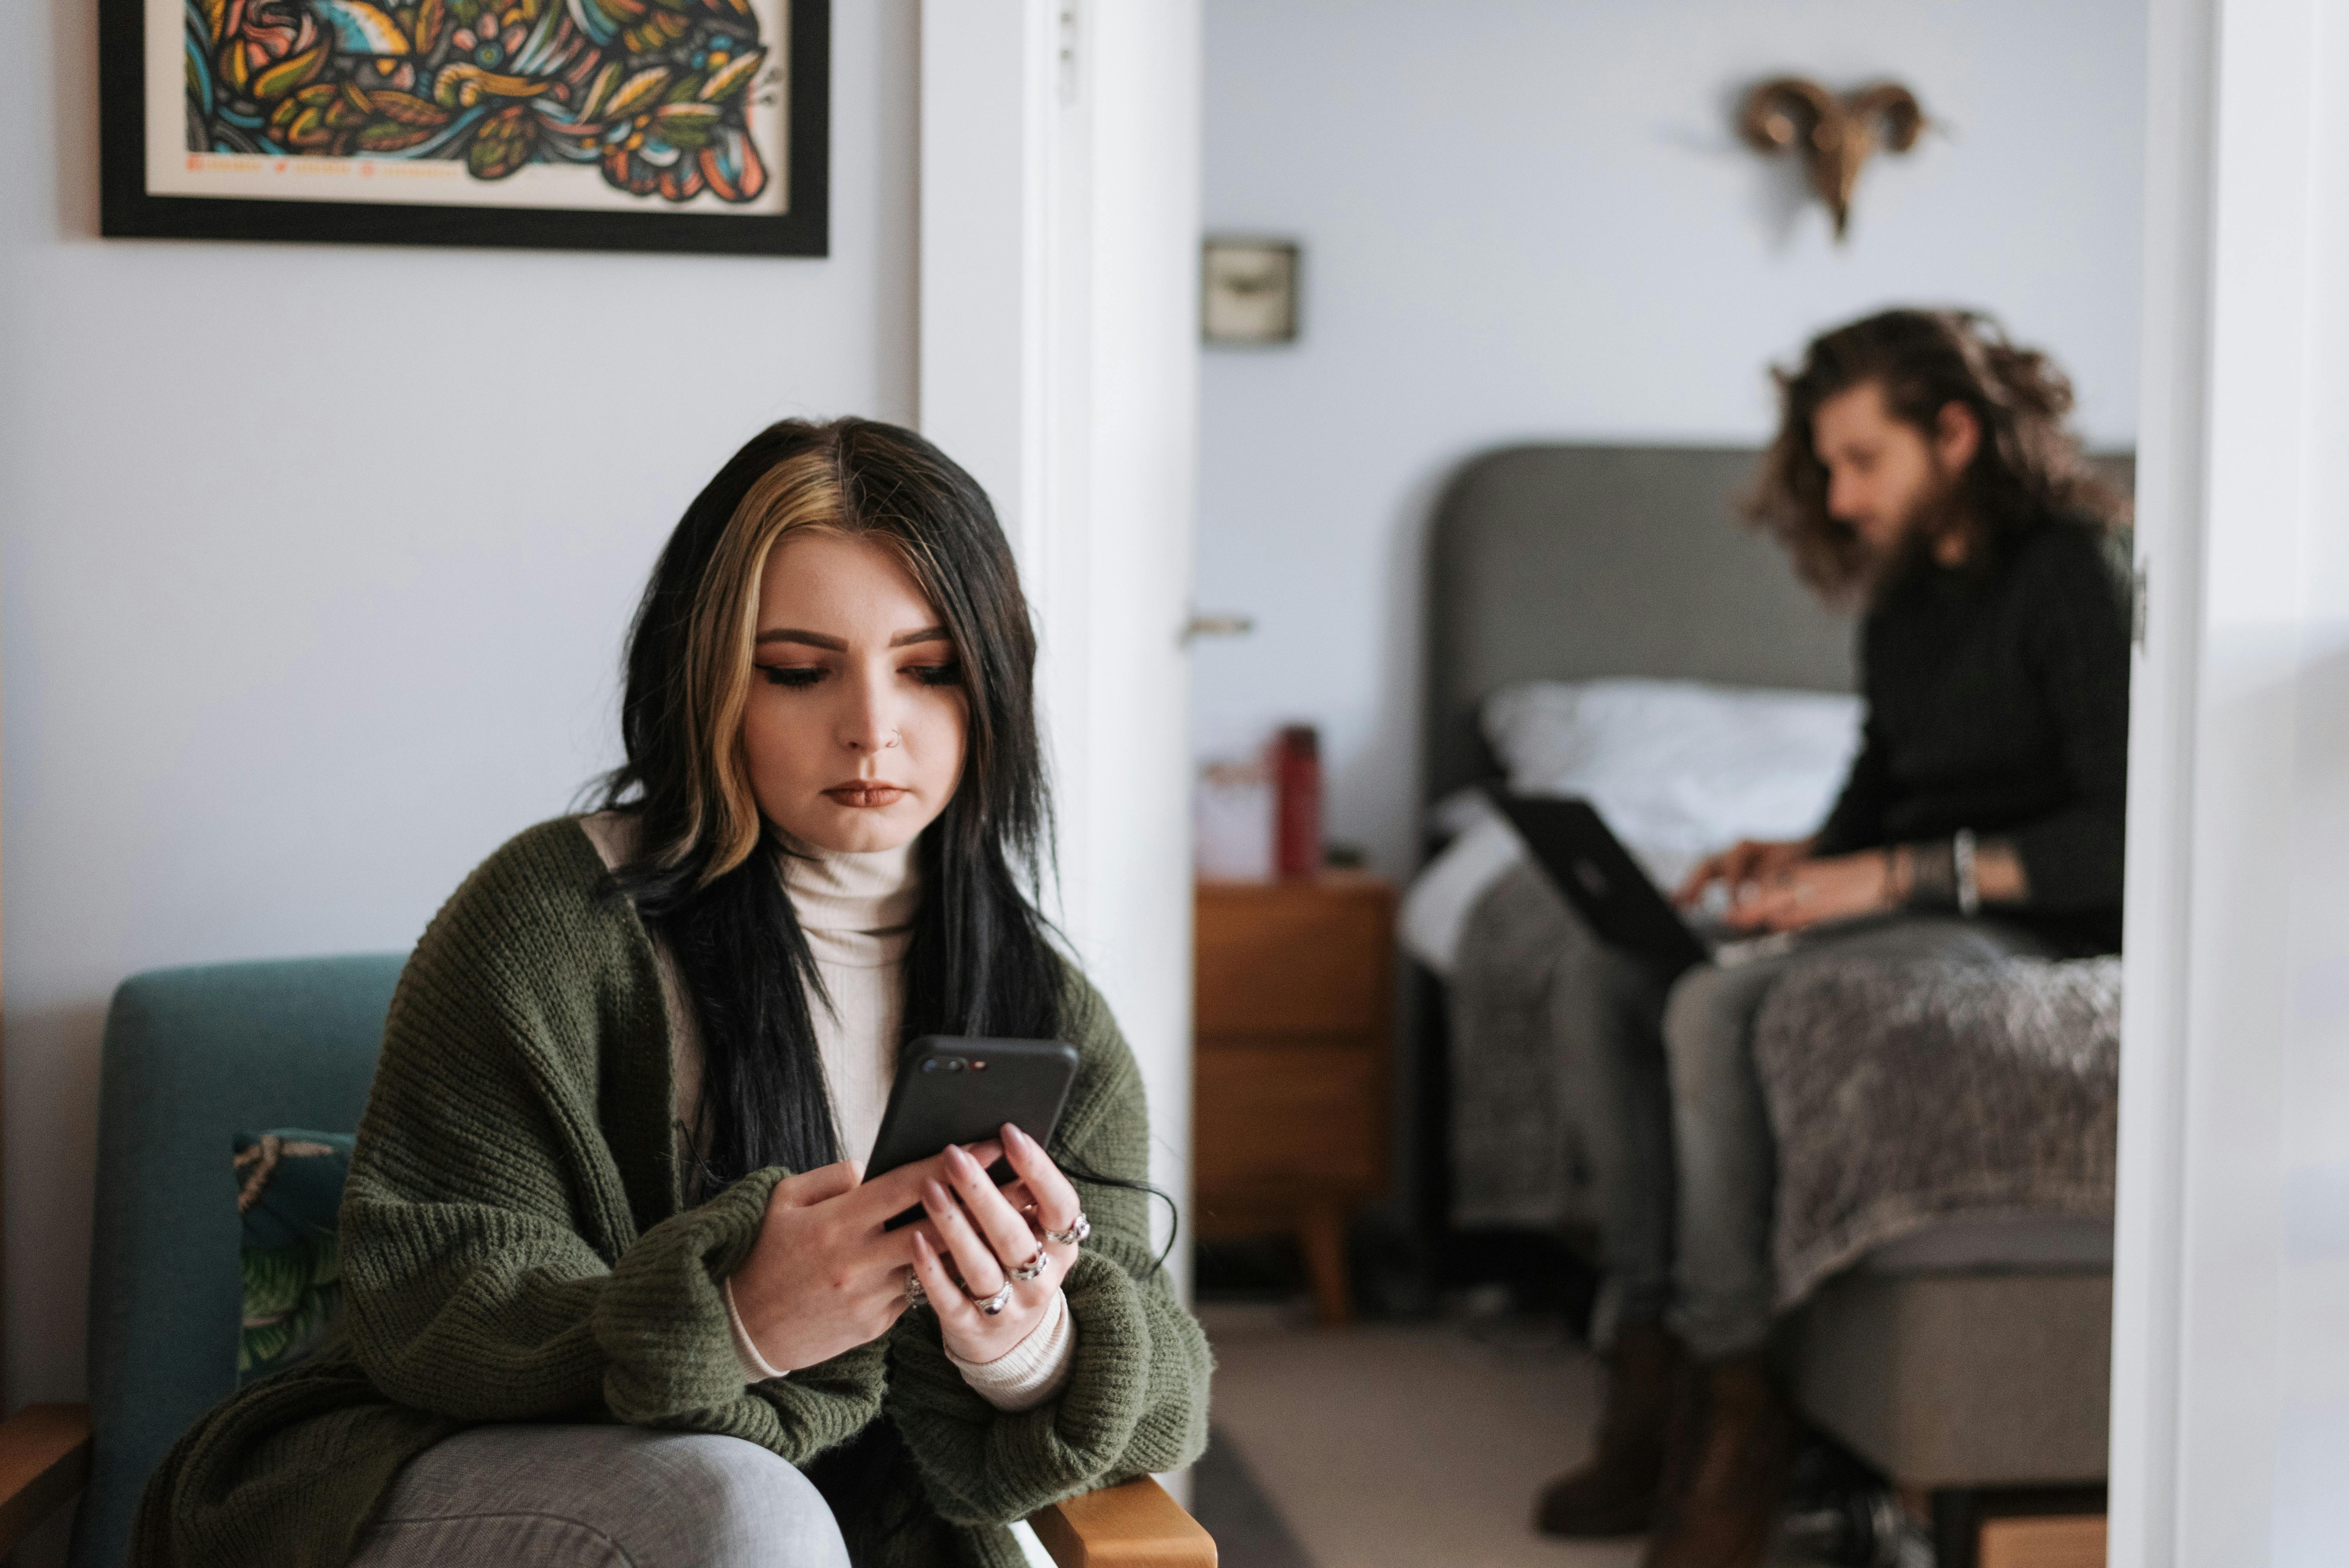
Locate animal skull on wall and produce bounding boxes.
[1737,78,1927,241]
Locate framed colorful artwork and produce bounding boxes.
[99,0,828,254]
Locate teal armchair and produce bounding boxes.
[72,955,406,1568]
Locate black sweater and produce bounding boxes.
[1813,521,2132,955]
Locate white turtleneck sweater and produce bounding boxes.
[579,813,1074,1410]
[779,838,923,1164]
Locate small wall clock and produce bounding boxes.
[1202,238,1301,346]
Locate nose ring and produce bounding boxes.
[885,729,902,749]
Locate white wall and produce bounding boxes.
[1196,0,2147,877]
[0,0,917,1405]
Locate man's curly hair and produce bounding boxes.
[1748,308,2130,605]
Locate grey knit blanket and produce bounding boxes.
[1752,953,2120,1306]
[1445,868,2120,1304]
[1446,865,1602,1233]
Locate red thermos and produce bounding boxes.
[1272,724,1322,880]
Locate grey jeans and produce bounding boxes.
[347,1424,851,1568]
[1556,913,2056,1360]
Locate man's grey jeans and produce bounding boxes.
[346,1424,850,1568]
[1555,911,2055,1361]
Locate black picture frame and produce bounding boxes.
[99,0,829,256]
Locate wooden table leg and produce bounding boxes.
[1299,1202,1351,1326]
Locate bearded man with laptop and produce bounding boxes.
[1529,309,2132,1568]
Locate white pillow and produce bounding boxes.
[1482,677,1863,891]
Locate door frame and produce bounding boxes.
[915,0,1204,1288]
[2112,0,2349,1559]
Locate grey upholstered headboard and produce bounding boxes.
[1422,443,2137,808]
[1424,444,1852,806]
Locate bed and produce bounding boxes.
[1411,443,2123,1557]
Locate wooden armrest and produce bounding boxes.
[0,1403,94,1556]
[1031,1475,1216,1567]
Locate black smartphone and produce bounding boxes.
[866,1036,1081,1228]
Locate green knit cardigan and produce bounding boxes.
[132,819,1212,1568]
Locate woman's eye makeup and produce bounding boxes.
[753,658,959,689]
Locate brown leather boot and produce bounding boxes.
[1533,1321,1685,1537]
[1642,1351,1798,1568]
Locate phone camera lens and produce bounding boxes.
[921,1058,941,1073]
[946,1058,966,1072]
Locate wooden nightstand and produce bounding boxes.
[1192,873,1395,1324]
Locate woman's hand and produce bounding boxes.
[907,1121,1088,1368]
[727,1143,1001,1374]
[1725,849,1892,932]
[1674,836,1817,908]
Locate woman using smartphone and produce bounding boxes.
[137,420,1210,1567]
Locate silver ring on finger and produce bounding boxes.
[1043,1213,1091,1247]
[904,1269,927,1308]
[1006,1244,1050,1283]
[970,1279,1014,1315]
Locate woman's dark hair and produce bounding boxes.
[595,417,1064,1193]
[1748,308,2130,604]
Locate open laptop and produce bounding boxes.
[1489,790,1798,980]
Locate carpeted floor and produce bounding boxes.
[1192,1425,1318,1568]
[1196,1302,1640,1568]
[1194,1303,1850,1568]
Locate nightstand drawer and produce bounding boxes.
[1194,1043,1384,1189]
[1194,880,1394,1034]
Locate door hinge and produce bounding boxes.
[1181,612,1255,647]
[1057,4,1080,106]
[2132,563,2149,649]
